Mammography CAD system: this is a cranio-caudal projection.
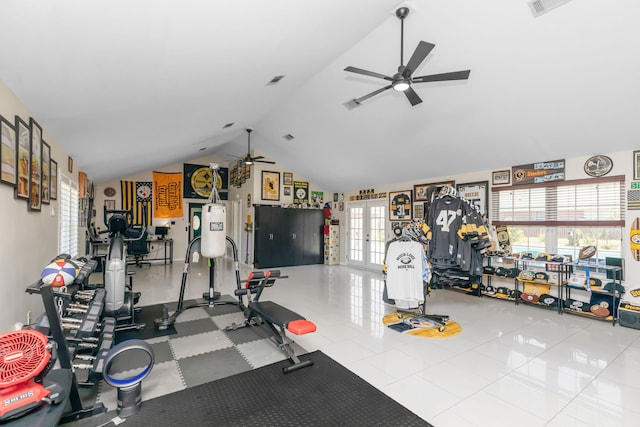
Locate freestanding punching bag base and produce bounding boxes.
[201,204,226,259]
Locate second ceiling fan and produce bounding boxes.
[241,129,274,165]
[345,7,470,107]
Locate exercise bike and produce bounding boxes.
[100,206,147,331]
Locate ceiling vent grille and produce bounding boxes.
[222,122,234,128]
[283,134,295,141]
[267,75,285,85]
[528,0,572,17]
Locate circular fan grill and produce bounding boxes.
[0,330,50,387]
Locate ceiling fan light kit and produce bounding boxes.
[242,129,275,165]
[345,7,470,106]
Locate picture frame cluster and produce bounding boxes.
[1,114,57,210]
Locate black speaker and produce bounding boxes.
[618,303,640,330]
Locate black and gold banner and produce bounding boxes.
[121,180,153,225]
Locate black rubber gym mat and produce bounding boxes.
[114,303,177,343]
[64,350,432,426]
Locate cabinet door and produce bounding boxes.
[289,209,306,265]
[273,207,294,267]
[302,210,324,265]
[255,206,279,268]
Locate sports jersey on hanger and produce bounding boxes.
[427,195,466,266]
[385,240,428,302]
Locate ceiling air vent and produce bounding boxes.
[529,0,572,17]
[267,75,285,86]
[222,122,234,128]
[283,134,295,141]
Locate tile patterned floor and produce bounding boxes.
[97,300,306,412]
[91,258,640,426]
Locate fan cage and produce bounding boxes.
[0,330,50,387]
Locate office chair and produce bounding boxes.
[127,228,150,267]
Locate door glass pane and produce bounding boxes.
[349,207,364,262]
[368,205,386,265]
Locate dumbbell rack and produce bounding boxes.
[25,262,108,422]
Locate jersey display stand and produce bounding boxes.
[383,222,448,332]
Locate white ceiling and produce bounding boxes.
[1,0,639,191]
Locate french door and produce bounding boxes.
[347,201,386,270]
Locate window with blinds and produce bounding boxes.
[490,175,624,260]
[59,175,79,256]
[491,175,625,227]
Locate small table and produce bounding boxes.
[146,238,173,264]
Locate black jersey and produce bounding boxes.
[391,194,411,220]
[427,196,465,265]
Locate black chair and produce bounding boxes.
[127,229,150,267]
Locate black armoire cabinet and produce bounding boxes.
[254,206,324,268]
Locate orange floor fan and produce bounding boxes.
[0,329,54,421]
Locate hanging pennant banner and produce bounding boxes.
[293,181,309,204]
[121,180,153,225]
[153,171,183,218]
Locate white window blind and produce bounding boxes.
[59,175,79,256]
[491,175,625,227]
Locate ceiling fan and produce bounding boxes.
[345,7,470,107]
[241,129,274,165]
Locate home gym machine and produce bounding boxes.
[154,163,243,330]
[101,205,147,331]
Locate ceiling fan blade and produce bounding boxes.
[256,159,276,164]
[404,86,422,106]
[345,66,393,81]
[404,41,435,77]
[412,70,471,83]
[252,155,265,160]
[353,85,393,104]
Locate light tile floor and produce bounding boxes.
[126,259,640,427]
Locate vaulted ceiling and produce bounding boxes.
[1,0,639,191]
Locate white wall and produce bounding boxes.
[0,81,75,331]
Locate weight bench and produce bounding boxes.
[230,270,316,374]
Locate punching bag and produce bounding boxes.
[201,203,226,258]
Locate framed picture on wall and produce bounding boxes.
[634,150,640,180]
[457,181,489,217]
[414,180,455,202]
[413,202,424,220]
[15,117,30,200]
[492,169,510,185]
[50,159,58,200]
[283,172,293,186]
[261,170,280,201]
[41,140,50,204]
[28,118,42,211]
[389,190,412,221]
[0,115,17,186]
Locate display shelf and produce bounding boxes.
[561,261,623,326]
[514,278,562,312]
